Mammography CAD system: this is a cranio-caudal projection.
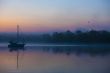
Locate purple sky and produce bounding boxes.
[0,0,110,33]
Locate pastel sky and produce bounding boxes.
[0,0,110,32]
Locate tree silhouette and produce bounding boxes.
[0,30,110,43]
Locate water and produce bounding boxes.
[0,44,110,73]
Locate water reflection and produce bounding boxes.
[26,45,110,56]
[8,47,26,70]
[0,45,110,73]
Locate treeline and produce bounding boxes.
[39,30,110,43]
[0,30,110,43]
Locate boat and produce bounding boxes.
[8,25,25,51]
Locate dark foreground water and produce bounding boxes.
[0,44,110,73]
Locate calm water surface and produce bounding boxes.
[0,44,110,73]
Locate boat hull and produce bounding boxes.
[8,44,25,48]
[8,43,25,52]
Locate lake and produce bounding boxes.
[0,44,110,73]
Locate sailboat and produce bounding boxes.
[8,25,25,50]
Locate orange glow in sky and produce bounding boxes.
[0,0,110,32]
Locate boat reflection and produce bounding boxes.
[9,47,25,52]
[8,47,25,69]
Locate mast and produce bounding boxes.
[17,25,19,43]
[17,25,19,69]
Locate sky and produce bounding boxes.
[0,0,110,33]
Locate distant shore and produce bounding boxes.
[0,30,110,43]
